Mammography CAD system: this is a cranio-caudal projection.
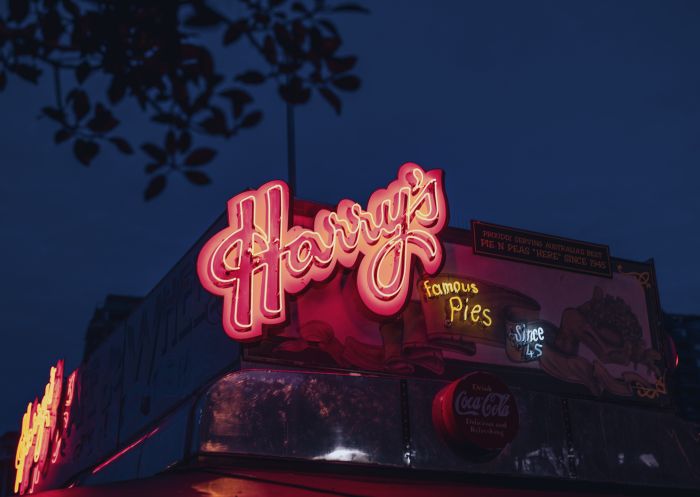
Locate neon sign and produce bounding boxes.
[198,163,448,341]
[506,322,546,362]
[422,278,479,299]
[446,295,493,328]
[421,277,493,328]
[15,362,76,495]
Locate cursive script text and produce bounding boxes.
[197,163,448,341]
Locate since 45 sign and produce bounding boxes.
[197,163,449,341]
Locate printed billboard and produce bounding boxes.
[246,212,668,406]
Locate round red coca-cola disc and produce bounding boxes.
[432,371,519,454]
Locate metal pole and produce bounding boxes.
[286,101,297,194]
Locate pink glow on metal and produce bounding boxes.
[198,163,448,341]
[90,426,160,475]
[51,370,76,464]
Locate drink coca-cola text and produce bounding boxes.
[454,391,511,418]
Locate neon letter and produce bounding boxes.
[15,362,66,494]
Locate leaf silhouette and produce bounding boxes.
[236,71,266,84]
[185,171,211,185]
[109,137,133,155]
[223,20,247,45]
[240,110,262,128]
[87,104,119,132]
[332,75,361,91]
[42,106,65,122]
[144,175,167,200]
[9,0,29,22]
[141,143,167,164]
[319,87,341,115]
[54,129,72,144]
[332,3,370,14]
[73,139,99,166]
[75,62,91,84]
[12,64,41,84]
[185,148,217,166]
[67,90,90,120]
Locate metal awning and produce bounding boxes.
[32,466,688,497]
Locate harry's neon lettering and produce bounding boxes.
[197,163,448,341]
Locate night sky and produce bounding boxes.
[1,1,699,433]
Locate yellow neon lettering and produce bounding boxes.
[448,296,462,323]
[470,304,482,323]
[482,308,492,327]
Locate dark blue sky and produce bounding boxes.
[1,1,699,432]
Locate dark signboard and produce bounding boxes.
[471,220,612,277]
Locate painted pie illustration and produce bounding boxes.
[541,286,661,397]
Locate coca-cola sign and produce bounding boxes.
[432,371,518,456]
[454,390,511,417]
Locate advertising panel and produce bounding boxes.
[246,209,668,406]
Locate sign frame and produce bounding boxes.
[471,220,612,278]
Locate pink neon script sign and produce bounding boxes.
[197,163,448,341]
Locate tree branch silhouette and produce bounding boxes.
[0,0,368,199]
